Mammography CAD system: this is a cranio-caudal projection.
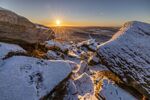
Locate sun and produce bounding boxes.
[56,19,61,26]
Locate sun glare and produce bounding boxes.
[56,19,61,26]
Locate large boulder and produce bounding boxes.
[0,7,55,44]
[97,21,150,98]
[0,56,77,100]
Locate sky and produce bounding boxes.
[0,0,150,26]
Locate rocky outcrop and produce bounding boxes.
[0,7,55,45]
[97,21,150,98]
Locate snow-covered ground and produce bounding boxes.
[0,56,78,100]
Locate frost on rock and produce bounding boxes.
[77,39,98,51]
[97,21,150,98]
[64,80,78,100]
[0,42,26,60]
[98,79,136,100]
[64,73,96,100]
[66,60,80,73]
[0,56,73,100]
[46,50,61,60]
[77,61,89,75]
[45,40,70,52]
[74,73,94,97]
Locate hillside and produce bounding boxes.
[0,7,55,45]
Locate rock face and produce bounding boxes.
[0,7,55,44]
[97,21,150,98]
[0,56,74,100]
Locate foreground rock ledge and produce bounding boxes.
[0,56,73,100]
[97,21,150,98]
